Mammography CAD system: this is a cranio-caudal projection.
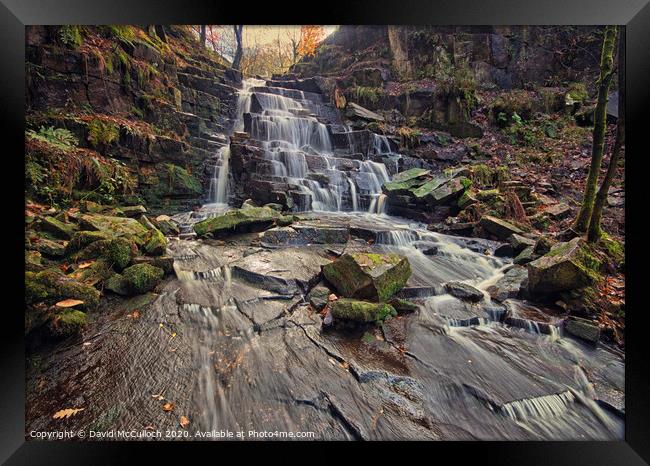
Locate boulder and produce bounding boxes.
[132,255,175,274]
[565,316,600,343]
[261,224,349,247]
[513,246,535,265]
[391,168,430,183]
[154,215,180,236]
[444,282,484,302]
[48,309,87,338]
[479,216,524,240]
[36,238,66,258]
[78,214,148,238]
[66,230,112,254]
[104,238,134,270]
[527,237,600,294]
[545,202,572,220]
[119,205,147,218]
[120,263,165,295]
[193,206,281,238]
[330,299,397,324]
[40,216,77,240]
[388,298,419,312]
[322,253,411,302]
[308,285,331,311]
[508,233,536,253]
[26,269,100,309]
[493,243,514,258]
[143,228,168,256]
[345,102,384,122]
[486,265,527,301]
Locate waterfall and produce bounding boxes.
[361,160,390,214]
[208,146,230,205]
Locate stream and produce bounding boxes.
[25,78,624,441]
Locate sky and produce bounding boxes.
[242,25,338,48]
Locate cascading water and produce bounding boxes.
[207,146,230,205]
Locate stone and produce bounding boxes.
[345,102,384,122]
[513,246,535,265]
[479,216,524,240]
[104,238,134,270]
[308,285,331,311]
[36,238,66,258]
[193,207,281,238]
[138,215,157,231]
[26,269,100,309]
[486,265,528,301]
[565,317,601,343]
[121,263,165,295]
[388,298,419,312]
[78,214,148,238]
[48,309,87,338]
[261,224,349,247]
[330,299,397,324]
[457,190,477,209]
[534,236,554,255]
[143,228,168,256]
[444,282,484,302]
[132,256,175,274]
[105,274,130,296]
[40,216,77,240]
[545,202,572,220]
[508,233,536,253]
[119,205,147,218]
[154,215,180,236]
[527,237,600,294]
[493,243,514,258]
[391,168,430,183]
[66,230,112,254]
[322,253,411,302]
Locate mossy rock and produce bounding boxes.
[78,213,148,238]
[48,310,87,338]
[40,216,77,240]
[26,250,43,271]
[143,228,167,256]
[66,230,112,254]
[132,255,174,274]
[153,215,180,236]
[68,259,115,285]
[527,238,601,294]
[331,299,397,324]
[105,238,134,270]
[322,252,411,302]
[383,177,425,194]
[26,269,100,309]
[479,215,524,240]
[391,168,431,183]
[388,298,419,312]
[121,263,165,295]
[193,207,282,238]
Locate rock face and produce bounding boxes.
[486,266,527,302]
[193,207,281,237]
[345,102,384,122]
[330,299,397,323]
[527,238,600,294]
[322,253,411,302]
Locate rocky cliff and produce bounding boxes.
[26,25,241,213]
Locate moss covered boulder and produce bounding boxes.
[143,228,167,256]
[322,252,411,302]
[120,263,164,295]
[527,238,601,294]
[330,299,397,324]
[48,309,88,338]
[40,216,78,240]
[194,207,281,238]
[78,213,148,239]
[26,269,100,309]
[66,230,112,254]
[104,238,134,270]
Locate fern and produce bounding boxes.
[26,126,79,151]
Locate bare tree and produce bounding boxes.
[200,25,206,47]
[232,25,244,70]
[588,27,625,242]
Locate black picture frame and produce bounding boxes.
[2,0,649,463]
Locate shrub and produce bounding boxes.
[87,119,120,147]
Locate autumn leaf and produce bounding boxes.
[162,402,175,412]
[78,261,94,269]
[127,310,141,319]
[55,299,85,308]
[179,415,190,429]
[151,393,164,401]
[53,408,84,419]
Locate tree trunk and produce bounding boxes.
[232,25,244,70]
[155,25,167,43]
[200,25,206,46]
[574,25,618,232]
[588,27,625,242]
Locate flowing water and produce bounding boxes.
[25,78,624,441]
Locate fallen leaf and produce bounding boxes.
[53,408,84,419]
[179,415,190,428]
[151,393,164,400]
[328,294,338,302]
[78,261,94,269]
[162,402,175,412]
[127,310,141,319]
[55,299,85,308]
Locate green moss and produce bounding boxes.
[50,309,87,338]
[567,82,589,103]
[66,230,112,254]
[391,168,430,183]
[59,26,84,48]
[121,263,164,294]
[352,86,383,106]
[331,299,397,324]
[194,207,281,237]
[143,228,167,256]
[165,164,202,196]
[105,238,133,270]
[26,269,100,309]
